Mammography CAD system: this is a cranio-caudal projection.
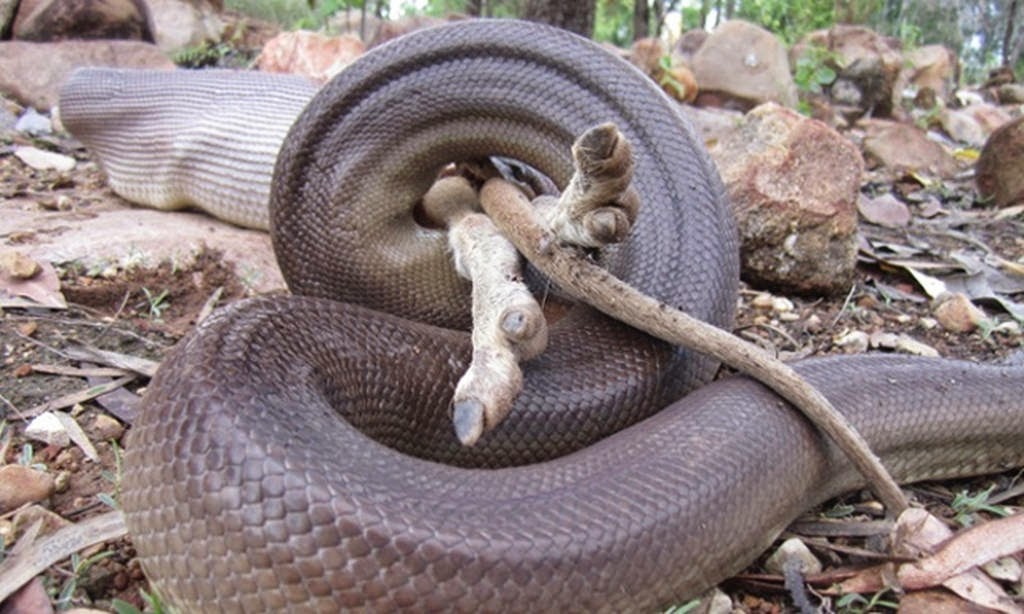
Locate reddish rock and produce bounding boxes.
[256,30,365,83]
[709,103,862,295]
[0,40,173,110]
[12,0,153,42]
[976,115,1024,208]
[691,20,798,110]
[859,118,958,178]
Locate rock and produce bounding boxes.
[933,292,987,333]
[146,0,224,54]
[677,104,743,147]
[0,250,42,278]
[11,0,154,42]
[859,118,959,178]
[256,30,365,83]
[858,192,910,228]
[794,25,903,118]
[997,83,1024,105]
[25,411,71,447]
[976,115,1024,208]
[895,334,939,357]
[673,28,708,63]
[0,40,173,110]
[91,414,125,441]
[14,107,52,135]
[939,103,1012,147]
[691,20,798,110]
[836,329,869,353]
[14,146,76,171]
[901,44,957,106]
[0,465,55,513]
[708,103,862,295]
[765,538,822,575]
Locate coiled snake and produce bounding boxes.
[59,20,1024,612]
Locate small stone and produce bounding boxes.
[13,146,76,172]
[751,293,775,309]
[0,465,55,513]
[918,317,938,330]
[91,414,125,441]
[895,334,940,357]
[698,588,734,614]
[778,311,800,322]
[14,108,52,136]
[765,537,823,575]
[835,330,869,353]
[804,314,822,333]
[0,250,41,279]
[25,412,70,448]
[869,331,900,349]
[933,292,987,333]
[771,297,794,313]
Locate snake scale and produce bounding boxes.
[59,20,1024,612]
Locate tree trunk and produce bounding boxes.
[634,0,650,40]
[1004,0,1020,67]
[522,0,596,38]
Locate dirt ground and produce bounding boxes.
[1,110,1023,611]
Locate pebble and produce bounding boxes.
[765,537,823,575]
[13,146,76,172]
[869,331,900,349]
[895,334,940,357]
[0,465,55,513]
[933,292,986,333]
[25,412,70,448]
[0,250,41,279]
[91,414,125,441]
[835,330,869,353]
[14,108,52,136]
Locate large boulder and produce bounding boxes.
[691,20,798,110]
[11,0,153,42]
[708,103,862,295]
[794,25,903,119]
[976,115,1024,208]
[0,40,173,110]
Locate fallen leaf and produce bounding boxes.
[859,193,912,228]
[0,259,66,309]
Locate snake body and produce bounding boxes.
[58,20,1024,612]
